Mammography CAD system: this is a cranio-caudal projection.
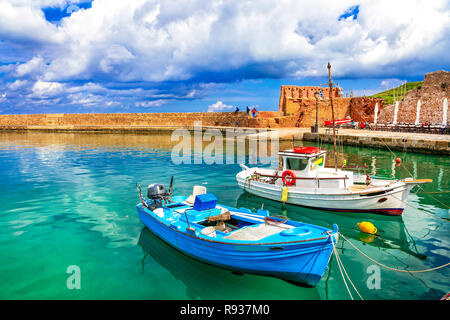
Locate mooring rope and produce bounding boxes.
[391,193,449,222]
[328,233,355,300]
[328,232,364,300]
[339,232,450,273]
[326,230,449,300]
[136,183,149,208]
[417,190,450,194]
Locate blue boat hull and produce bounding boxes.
[137,205,336,286]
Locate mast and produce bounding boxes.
[327,62,338,171]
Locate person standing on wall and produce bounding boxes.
[234,106,239,115]
[246,106,250,116]
[251,107,257,118]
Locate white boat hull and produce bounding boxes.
[236,170,415,216]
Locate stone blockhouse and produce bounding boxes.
[378,70,449,125]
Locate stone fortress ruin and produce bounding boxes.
[0,71,447,130]
[277,84,382,127]
[377,70,449,126]
[278,70,449,128]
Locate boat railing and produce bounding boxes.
[253,171,349,180]
[325,165,368,169]
[252,171,350,188]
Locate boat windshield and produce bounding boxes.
[310,156,324,170]
[285,157,309,171]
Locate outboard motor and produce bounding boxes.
[147,183,167,200]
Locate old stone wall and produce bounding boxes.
[290,97,352,127]
[279,85,341,115]
[0,111,289,130]
[348,97,385,123]
[277,84,384,127]
[378,70,449,125]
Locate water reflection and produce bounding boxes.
[2,132,448,197]
[0,131,447,299]
[236,193,427,260]
[0,131,180,150]
[235,193,450,299]
[137,227,320,300]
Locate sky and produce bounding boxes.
[0,0,449,114]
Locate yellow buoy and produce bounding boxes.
[281,187,288,202]
[358,232,376,243]
[357,221,378,235]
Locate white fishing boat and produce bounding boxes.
[237,63,432,216]
[236,146,431,216]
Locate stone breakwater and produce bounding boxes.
[0,93,386,131]
[0,111,287,131]
[0,113,448,155]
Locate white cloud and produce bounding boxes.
[207,101,234,112]
[15,56,45,77]
[99,45,135,73]
[1,0,447,84]
[0,1,64,43]
[0,0,448,112]
[7,79,28,90]
[30,80,65,98]
[380,79,405,89]
[135,99,168,107]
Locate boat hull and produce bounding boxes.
[236,173,413,216]
[137,204,336,287]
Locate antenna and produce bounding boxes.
[327,62,338,172]
[168,176,174,195]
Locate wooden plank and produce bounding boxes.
[404,179,433,184]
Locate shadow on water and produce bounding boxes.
[235,192,427,261]
[234,193,449,299]
[137,227,321,300]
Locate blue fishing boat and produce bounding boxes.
[135,180,339,287]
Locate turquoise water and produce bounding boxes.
[0,131,448,300]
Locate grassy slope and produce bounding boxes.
[371,81,423,104]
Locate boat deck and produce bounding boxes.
[141,196,333,244]
[224,224,287,241]
[348,184,373,192]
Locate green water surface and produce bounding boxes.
[0,131,448,300]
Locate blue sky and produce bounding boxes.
[0,0,449,114]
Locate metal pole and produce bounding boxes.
[314,91,320,145]
[327,62,338,171]
[184,211,195,232]
[315,95,319,133]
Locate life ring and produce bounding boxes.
[282,170,296,186]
